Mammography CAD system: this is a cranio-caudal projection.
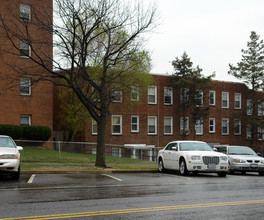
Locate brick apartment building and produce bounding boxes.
[80,74,264,151]
[0,1,53,131]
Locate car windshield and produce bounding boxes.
[179,142,213,151]
[228,146,257,156]
[0,137,16,148]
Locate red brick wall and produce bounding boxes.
[0,1,53,132]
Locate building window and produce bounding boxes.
[222,118,229,135]
[258,127,264,140]
[131,116,139,133]
[92,119,97,135]
[258,101,264,116]
[20,41,31,57]
[247,99,253,115]
[164,117,173,135]
[131,86,139,101]
[209,91,216,106]
[148,86,157,104]
[20,78,31,95]
[20,4,31,22]
[222,92,229,108]
[20,115,31,126]
[195,119,203,135]
[234,119,241,135]
[195,90,203,107]
[148,116,157,135]
[180,88,189,105]
[180,117,189,135]
[246,125,252,140]
[112,91,122,102]
[112,148,121,157]
[112,115,122,135]
[234,93,241,109]
[164,87,173,105]
[209,118,215,133]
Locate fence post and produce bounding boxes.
[58,141,61,162]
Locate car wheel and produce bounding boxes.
[158,159,165,173]
[11,166,20,180]
[179,159,189,176]
[259,171,264,176]
[218,172,227,177]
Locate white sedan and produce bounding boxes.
[158,141,229,177]
[0,135,23,180]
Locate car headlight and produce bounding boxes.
[191,155,201,160]
[233,159,246,163]
[0,154,18,159]
[220,156,228,161]
[260,161,264,164]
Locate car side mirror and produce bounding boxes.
[171,146,178,151]
[213,148,218,151]
[257,152,263,157]
[17,146,23,151]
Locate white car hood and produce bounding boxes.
[228,155,264,161]
[184,151,226,157]
[0,147,17,155]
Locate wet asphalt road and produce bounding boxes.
[0,172,264,219]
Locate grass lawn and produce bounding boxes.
[20,147,157,172]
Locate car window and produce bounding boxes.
[228,146,257,156]
[216,147,227,154]
[165,143,178,151]
[179,142,213,151]
[0,137,16,148]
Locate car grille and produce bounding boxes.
[247,160,260,163]
[203,156,220,165]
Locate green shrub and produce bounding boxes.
[22,126,51,141]
[0,124,22,139]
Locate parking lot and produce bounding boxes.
[0,172,264,219]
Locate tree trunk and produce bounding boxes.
[95,110,107,168]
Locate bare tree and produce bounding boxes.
[0,0,158,167]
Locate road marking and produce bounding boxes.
[1,200,264,219]
[102,174,122,182]
[27,174,36,184]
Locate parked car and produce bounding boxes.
[158,140,229,177]
[0,135,23,180]
[214,145,264,176]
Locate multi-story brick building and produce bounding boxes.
[81,74,264,151]
[0,1,53,131]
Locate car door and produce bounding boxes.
[163,143,179,169]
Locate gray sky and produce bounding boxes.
[147,0,264,82]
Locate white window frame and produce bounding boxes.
[148,116,157,135]
[180,117,189,135]
[112,91,122,103]
[148,86,157,104]
[131,86,139,101]
[164,87,173,105]
[112,148,121,157]
[222,92,229,108]
[234,93,241,109]
[20,78,31,95]
[20,115,31,126]
[131,116,139,133]
[222,118,229,135]
[247,99,253,115]
[112,115,122,135]
[20,40,31,57]
[209,90,216,106]
[195,90,203,107]
[258,101,264,116]
[180,88,189,105]
[246,125,252,140]
[234,119,241,135]
[164,117,173,135]
[92,119,97,135]
[195,119,203,135]
[209,118,215,133]
[258,127,264,140]
[20,3,31,22]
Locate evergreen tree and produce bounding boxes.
[228,31,264,148]
[172,52,214,139]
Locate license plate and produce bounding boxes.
[207,164,216,169]
[250,164,258,168]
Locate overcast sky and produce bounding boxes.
[146,0,264,82]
